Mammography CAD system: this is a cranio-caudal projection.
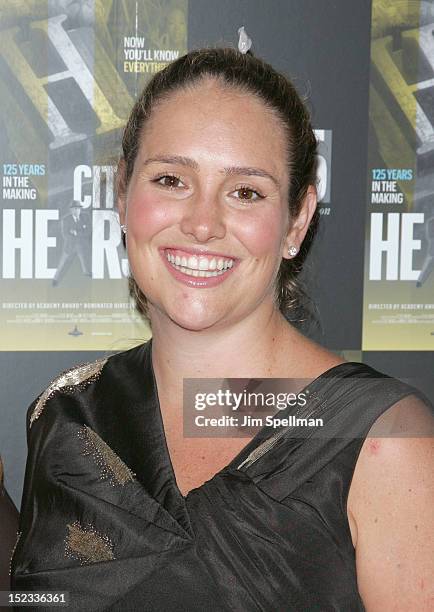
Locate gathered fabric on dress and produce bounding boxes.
[11,340,432,611]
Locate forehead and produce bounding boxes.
[139,78,288,172]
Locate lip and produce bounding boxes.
[159,246,237,259]
[159,247,238,288]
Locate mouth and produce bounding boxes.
[160,247,237,286]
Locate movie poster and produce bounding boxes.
[315,129,333,217]
[0,0,187,350]
[363,0,434,350]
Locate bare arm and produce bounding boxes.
[348,395,434,611]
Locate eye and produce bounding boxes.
[153,174,185,189]
[231,185,265,203]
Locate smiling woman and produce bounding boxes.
[11,48,433,611]
[118,48,319,329]
[117,75,304,332]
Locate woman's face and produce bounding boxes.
[120,78,307,331]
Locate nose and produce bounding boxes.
[179,192,226,243]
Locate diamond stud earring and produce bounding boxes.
[288,245,298,257]
[120,224,127,235]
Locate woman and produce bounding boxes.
[11,48,433,610]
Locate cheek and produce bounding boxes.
[237,212,284,258]
[126,190,176,238]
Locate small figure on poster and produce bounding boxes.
[52,201,91,286]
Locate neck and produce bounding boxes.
[150,301,299,397]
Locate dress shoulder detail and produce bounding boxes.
[78,425,136,486]
[30,357,109,427]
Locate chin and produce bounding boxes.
[159,297,224,331]
[168,310,221,332]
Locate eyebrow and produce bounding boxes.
[224,165,280,187]
[143,155,198,170]
[142,155,280,187]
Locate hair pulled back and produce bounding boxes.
[119,47,319,324]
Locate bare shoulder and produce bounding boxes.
[279,324,345,378]
[348,394,434,610]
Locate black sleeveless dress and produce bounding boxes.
[11,341,431,611]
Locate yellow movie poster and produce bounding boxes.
[363,0,434,350]
[0,0,187,350]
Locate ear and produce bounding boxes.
[116,158,128,225]
[282,185,317,259]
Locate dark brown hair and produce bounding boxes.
[118,47,319,324]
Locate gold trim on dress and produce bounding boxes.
[30,358,108,427]
[65,521,114,564]
[78,425,135,486]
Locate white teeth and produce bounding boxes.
[188,256,198,269]
[170,263,229,278]
[166,251,234,275]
